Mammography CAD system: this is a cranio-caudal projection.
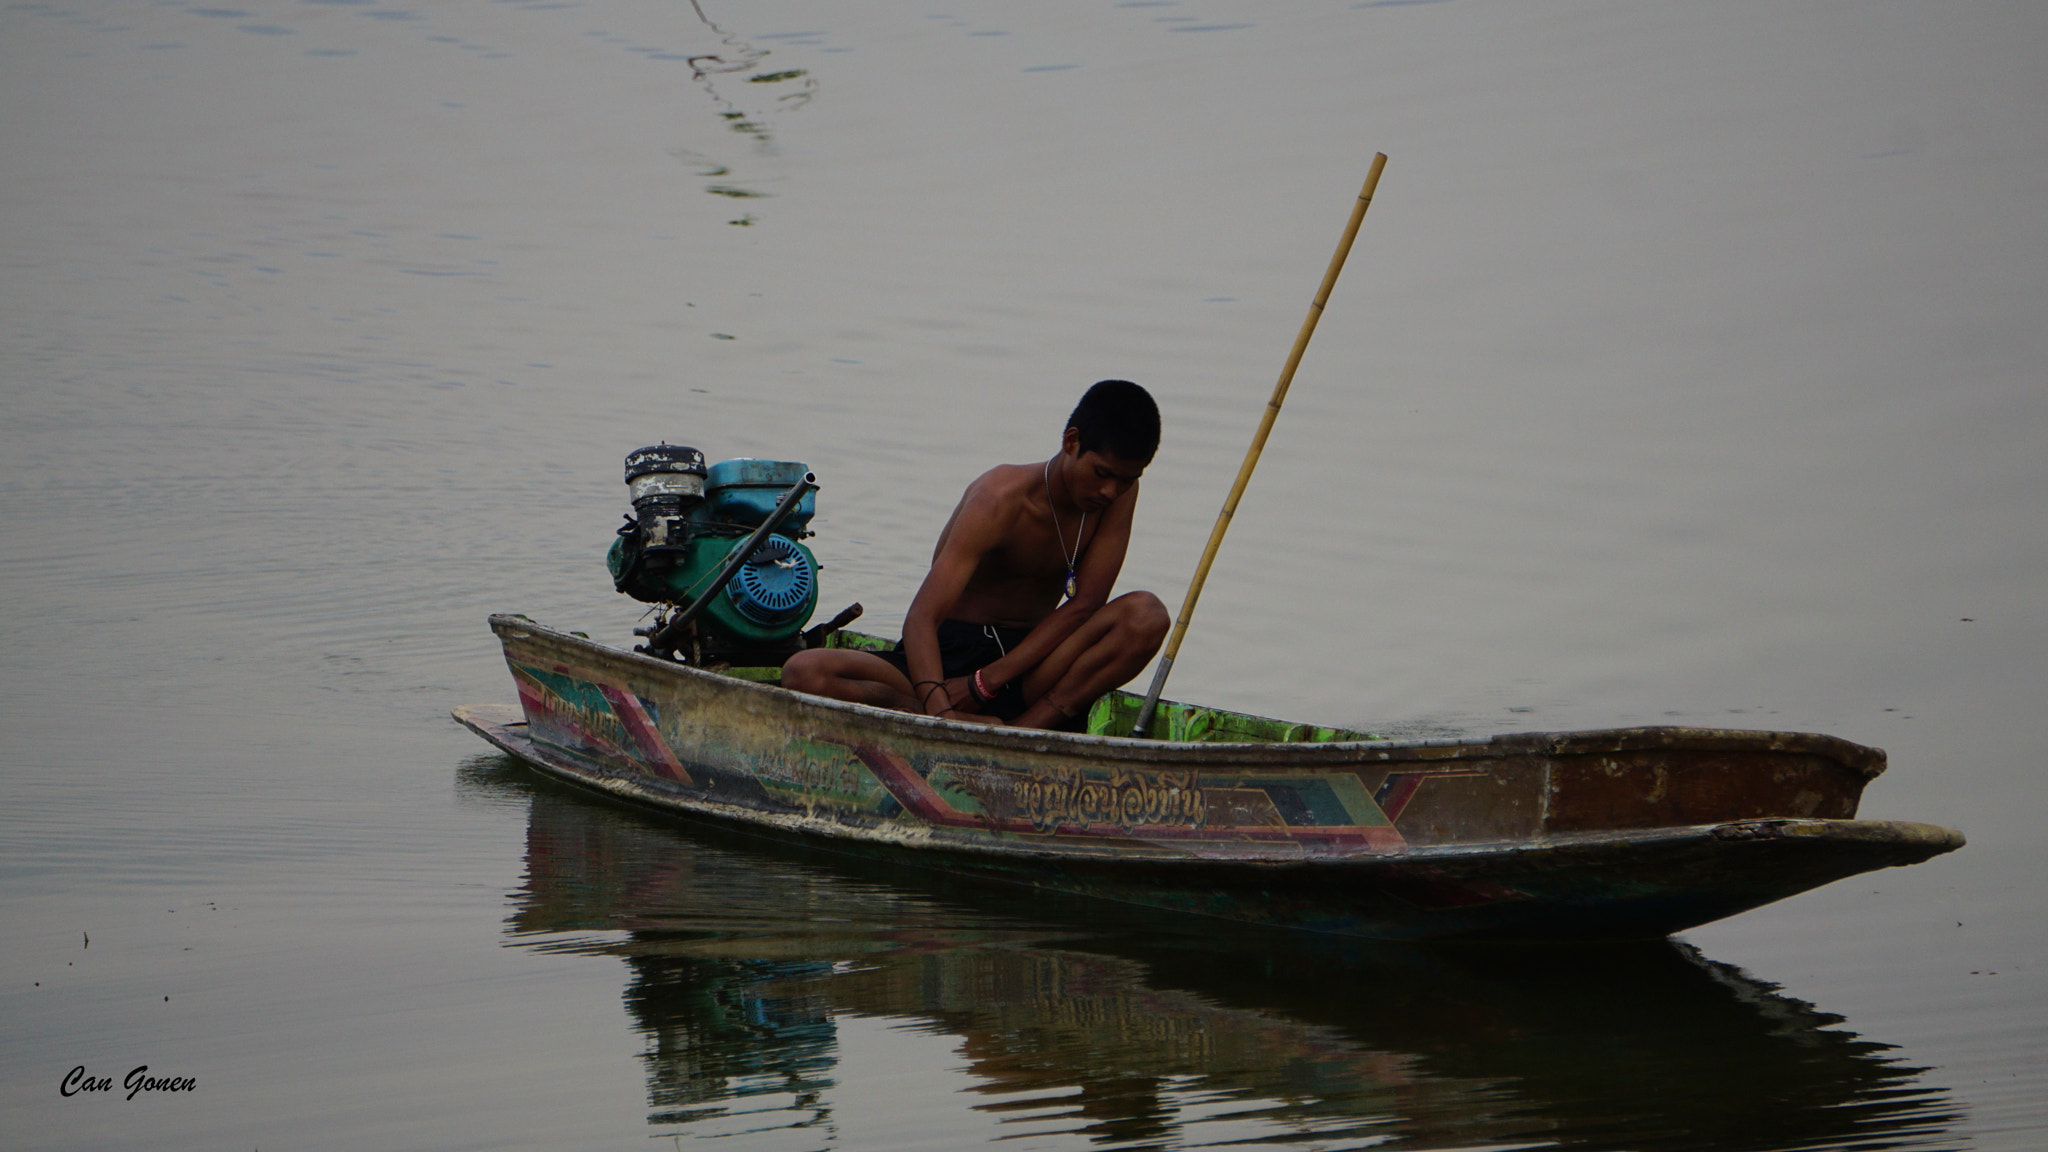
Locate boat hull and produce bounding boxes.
[457,614,1963,940]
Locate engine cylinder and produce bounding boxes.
[624,445,705,548]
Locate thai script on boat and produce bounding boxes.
[512,665,634,755]
[1016,765,1204,833]
[754,742,872,800]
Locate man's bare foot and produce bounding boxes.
[1011,697,1083,731]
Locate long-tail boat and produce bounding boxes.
[454,612,1962,941]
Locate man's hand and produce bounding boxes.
[918,676,981,719]
[941,675,986,719]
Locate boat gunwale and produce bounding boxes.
[488,614,1888,779]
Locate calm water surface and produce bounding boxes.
[3,1,2043,1148]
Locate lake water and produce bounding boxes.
[3,1,2043,1148]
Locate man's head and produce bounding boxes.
[1065,379,1160,466]
[1055,380,1157,514]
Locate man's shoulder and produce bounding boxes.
[962,462,1039,506]
[944,462,1041,544]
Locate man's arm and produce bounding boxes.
[899,475,1014,717]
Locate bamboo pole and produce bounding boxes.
[1132,154,1388,738]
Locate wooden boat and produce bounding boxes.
[455,613,1963,941]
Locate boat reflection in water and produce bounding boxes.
[466,757,1961,1150]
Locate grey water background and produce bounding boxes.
[2,0,2043,1147]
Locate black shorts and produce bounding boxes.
[876,619,1042,725]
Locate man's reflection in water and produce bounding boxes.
[474,760,1960,1150]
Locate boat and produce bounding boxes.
[457,444,1961,940]
[454,612,1963,941]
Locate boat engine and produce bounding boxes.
[607,446,853,665]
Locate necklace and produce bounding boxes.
[1043,458,1085,602]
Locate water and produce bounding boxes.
[3,1,2042,1148]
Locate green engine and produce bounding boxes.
[607,446,825,665]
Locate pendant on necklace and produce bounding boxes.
[1044,459,1085,606]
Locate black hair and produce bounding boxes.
[1066,379,1160,465]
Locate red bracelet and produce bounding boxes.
[972,668,993,704]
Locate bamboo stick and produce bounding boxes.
[1132,154,1388,738]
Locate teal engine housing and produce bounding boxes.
[607,449,821,656]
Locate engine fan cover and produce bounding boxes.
[725,535,817,626]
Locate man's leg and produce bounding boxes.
[781,648,921,711]
[1012,591,1170,730]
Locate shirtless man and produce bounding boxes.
[782,380,1170,730]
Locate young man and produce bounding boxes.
[782,380,1169,730]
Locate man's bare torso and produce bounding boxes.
[930,463,1100,629]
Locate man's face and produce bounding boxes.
[1065,444,1147,514]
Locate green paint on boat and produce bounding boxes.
[1085,690,1379,744]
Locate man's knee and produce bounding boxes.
[1118,591,1170,648]
[781,649,831,694]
